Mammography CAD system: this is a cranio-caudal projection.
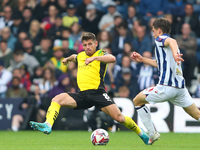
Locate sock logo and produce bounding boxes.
[53,111,58,121]
[130,125,137,131]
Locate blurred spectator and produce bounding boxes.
[176,23,197,87]
[177,3,200,37]
[193,0,200,16]
[19,64,31,83]
[61,27,74,49]
[114,65,139,98]
[139,0,168,21]
[22,38,35,55]
[13,0,27,18]
[131,25,152,55]
[15,31,28,50]
[34,37,53,66]
[66,61,77,75]
[126,5,145,30]
[44,60,63,78]
[55,0,68,16]
[27,0,38,10]
[18,7,34,34]
[33,0,53,22]
[48,73,71,98]
[81,3,105,35]
[69,68,78,90]
[76,0,92,20]
[129,0,141,14]
[50,39,67,73]
[109,15,123,38]
[46,13,63,41]
[131,19,142,38]
[146,17,156,46]
[164,14,178,38]
[0,0,16,16]
[0,6,13,30]
[137,51,159,91]
[98,1,121,32]
[41,5,58,32]
[97,30,112,50]
[62,38,77,58]
[6,76,28,98]
[31,66,44,85]
[39,67,57,97]
[28,20,43,46]
[116,42,134,65]
[62,3,81,28]
[117,85,130,98]
[0,40,12,70]
[167,0,186,18]
[11,84,47,132]
[12,49,39,76]
[70,22,83,51]
[111,21,132,56]
[10,13,22,37]
[0,27,17,51]
[0,60,12,98]
[10,68,32,92]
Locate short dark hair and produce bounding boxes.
[117,21,128,29]
[12,76,21,82]
[81,32,96,42]
[153,18,171,34]
[13,49,24,55]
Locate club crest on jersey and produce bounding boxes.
[176,68,182,76]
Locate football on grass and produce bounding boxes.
[90,129,109,145]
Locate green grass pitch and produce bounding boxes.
[0,131,199,150]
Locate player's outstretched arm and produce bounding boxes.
[85,54,116,65]
[164,38,184,65]
[131,52,158,68]
[62,54,77,65]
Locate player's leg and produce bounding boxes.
[30,93,77,134]
[11,115,23,132]
[183,103,200,121]
[172,87,200,122]
[133,89,161,145]
[101,104,150,145]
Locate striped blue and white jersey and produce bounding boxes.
[154,34,185,88]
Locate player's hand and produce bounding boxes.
[174,53,184,65]
[85,57,95,65]
[130,52,143,62]
[62,57,70,65]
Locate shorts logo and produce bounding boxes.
[103,93,111,101]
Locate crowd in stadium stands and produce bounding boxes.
[1,0,200,130]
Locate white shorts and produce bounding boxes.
[143,84,194,107]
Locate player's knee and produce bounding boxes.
[52,94,64,105]
[133,98,140,106]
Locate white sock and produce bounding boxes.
[136,105,155,136]
[198,118,200,122]
[11,126,18,132]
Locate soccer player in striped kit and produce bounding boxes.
[131,17,200,145]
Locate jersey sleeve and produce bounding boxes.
[98,49,109,56]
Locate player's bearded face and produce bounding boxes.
[82,39,97,56]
